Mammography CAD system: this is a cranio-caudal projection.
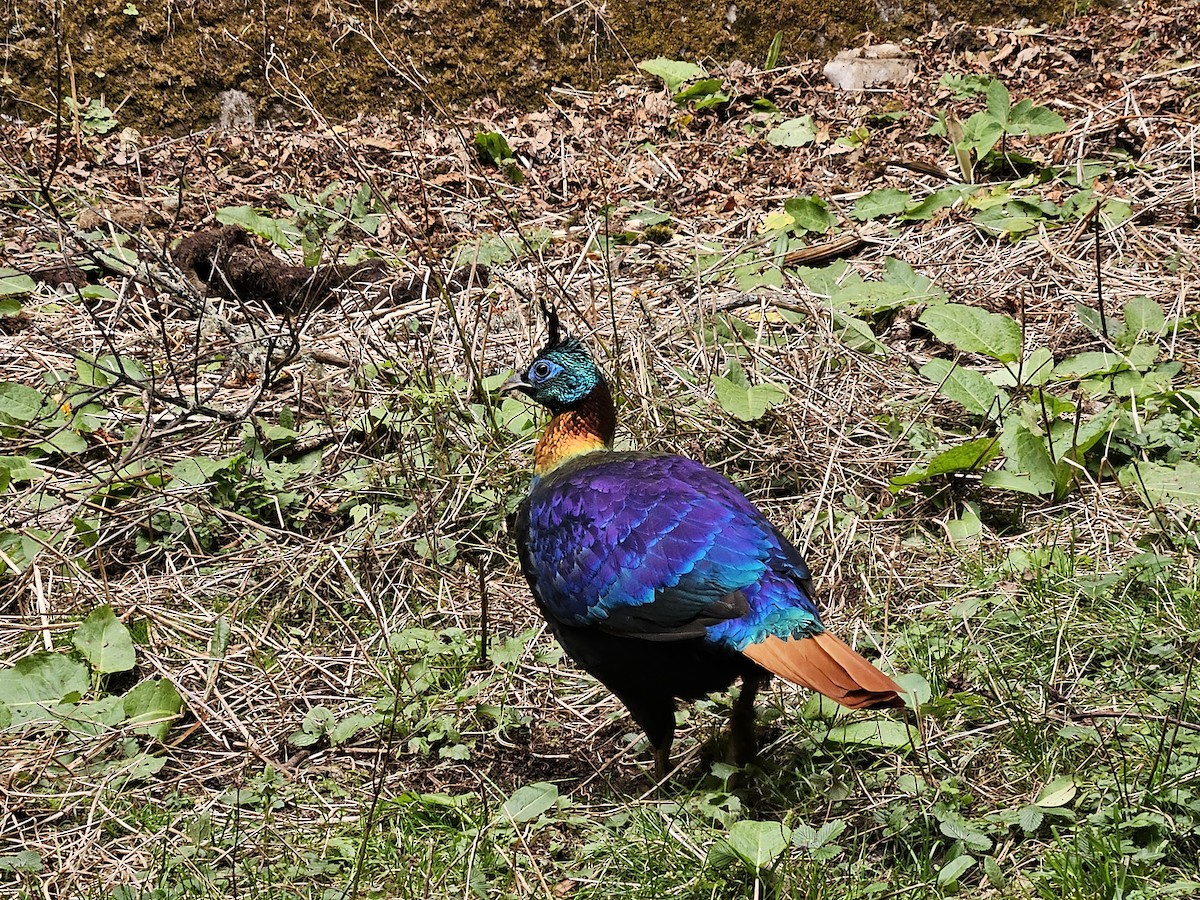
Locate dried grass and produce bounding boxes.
[1,7,1199,894]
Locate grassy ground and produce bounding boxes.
[3,2,1200,898]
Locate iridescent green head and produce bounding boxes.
[501,336,605,414]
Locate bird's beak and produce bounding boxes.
[500,371,532,395]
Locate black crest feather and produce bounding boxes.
[539,298,563,351]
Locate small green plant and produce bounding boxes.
[637,58,730,111]
[893,296,1200,505]
[936,80,1067,179]
[62,97,120,135]
[473,130,524,183]
[0,605,183,750]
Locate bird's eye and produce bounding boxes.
[532,361,551,379]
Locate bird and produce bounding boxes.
[502,312,905,778]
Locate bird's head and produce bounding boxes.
[501,336,605,414]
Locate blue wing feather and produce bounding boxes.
[520,452,824,649]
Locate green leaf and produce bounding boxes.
[919,303,1022,362]
[766,116,817,148]
[944,502,983,546]
[891,437,999,486]
[761,28,784,68]
[123,678,184,740]
[985,80,1012,123]
[713,374,787,422]
[938,812,992,851]
[673,78,727,107]
[215,206,297,249]
[726,820,790,871]
[1008,99,1066,135]
[1119,461,1200,510]
[999,420,1056,494]
[821,719,913,748]
[1018,804,1044,833]
[851,188,911,221]
[0,850,42,873]
[1123,296,1166,337]
[920,359,1005,418]
[0,653,90,726]
[783,196,836,234]
[983,855,1006,889]
[989,346,1055,387]
[938,855,976,886]
[0,268,36,297]
[472,130,514,165]
[637,57,704,92]
[882,257,948,305]
[1035,775,1077,808]
[0,382,46,424]
[501,781,559,823]
[1052,350,1129,380]
[73,605,137,674]
[901,187,969,221]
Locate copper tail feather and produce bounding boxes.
[742,632,906,710]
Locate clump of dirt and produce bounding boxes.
[2,0,1073,133]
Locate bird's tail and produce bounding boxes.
[742,632,905,709]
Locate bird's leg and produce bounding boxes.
[652,735,674,781]
[729,672,767,767]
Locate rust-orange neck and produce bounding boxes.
[533,381,616,476]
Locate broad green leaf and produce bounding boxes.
[637,58,704,92]
[882,257,948,305]
[35,429,88,456]
[472,130,513,164]
[1018,804,1044,833]
[0,702,9,729]
[73,605,136,674]
[726,820,790,871]
[980,470,1050,495]
[985,80,1012,123]
[851,188,911,221]
[920,359,1005,417]
[0,850,42,873]
[989,346,1055,387]
[501,781,559,823]
[123,678,184,740]
[674,78,728,108]
[999,420,1056,493]
[0,382,46,424]
[1008,99,1066,135]
[1052,350,1129,379]
[0,455,44,487]
[893,672,932,706]
[766,116,817,148]
[1049,404,1118,456]
[215,206,297,249]
[830,312,886,354]
[0,268,36,297]
[783,196,836,234]
[891,437,999,487]
[821,719,913,748]
[0,653,89,726]
[1035,775,1077,808]
[713,375,788,422]
[1123,296,1166,337]
[0,297,21,316]
[938,813,992,851]
[919,303,1022,362]
[944,503,983,545]
[901,187,969,221]
[1119,461,1200,510]
[983,855,1006,889]
[60,695,126,736]
[938,855,976,886]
